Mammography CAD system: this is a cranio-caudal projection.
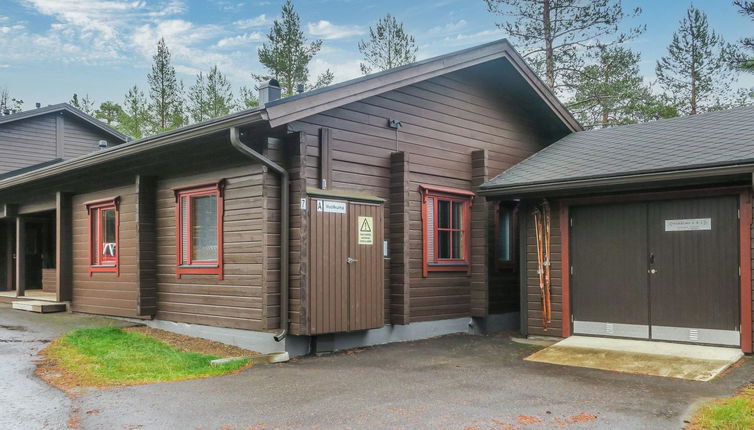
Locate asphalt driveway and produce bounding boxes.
[2,306,754,430]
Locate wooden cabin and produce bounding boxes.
[0,40,579,354]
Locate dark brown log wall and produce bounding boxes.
[290,69,550,327]
[71,185,139,317]
[154,165,266,331]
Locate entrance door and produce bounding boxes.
[309,198,384,334]
[570,196,740,346]
[648,196,739,345]
[571,203,650,338]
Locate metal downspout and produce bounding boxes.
[229,127,289,342]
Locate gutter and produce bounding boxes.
[229,127,289,342]
[478,163,754,197]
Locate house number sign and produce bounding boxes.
[664,218,712,232]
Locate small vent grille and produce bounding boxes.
[689,329,699,342]
[605,323,614,335]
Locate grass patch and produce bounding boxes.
[39,326,250,389]
[690,387,754,430]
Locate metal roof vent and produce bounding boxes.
[296,83,305,94]
[259,79,281,105]
[98,140,108,150]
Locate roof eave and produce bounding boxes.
[478,163,754,197]
[0,111,265,190]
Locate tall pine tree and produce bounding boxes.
[238,86,259,109]
[147,38,185,132]
[256,0,333,96]
[656,6,738,115]
[358,14,418,74]
[69,93,95,115]
[735,1,754,71]
[188,66,236,122]
[484,0,643,93]
[119,85,150,139]
[95,101,124,126]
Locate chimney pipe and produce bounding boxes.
[296,83,305,94]
[258,79,281,105]
[98,140,108,150]
[35,102,41,109]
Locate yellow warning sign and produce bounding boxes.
[358,216,373,245]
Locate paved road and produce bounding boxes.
[2,307,754,430]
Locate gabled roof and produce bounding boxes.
[481,105,754,194]
[0,103,129,143]
[0,39,576,190]
[263,38,581,132]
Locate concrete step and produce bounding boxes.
[11,300,67,313]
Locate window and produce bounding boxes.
[174,180,225,279]
[496,202,519,270]
[421,185,474,276]
[86,197,120,275]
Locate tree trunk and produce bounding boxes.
[543,0,555,90]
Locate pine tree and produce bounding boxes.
[256,0,333,96]
[70,93,95,115]
[568,46,672,129]
[238,86,259,109]
[95,101,124,126]
[735,1,754,71]
[188,66,236,122]
[484,0,643,93]
[118,86,150,139]
[358,14,418,74]
[147,38,185,132]
[655,6,738,115]
[187,71,208,123]
[0,88,22,114]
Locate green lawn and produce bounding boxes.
[44,326,249,387]
[692,388,754,430]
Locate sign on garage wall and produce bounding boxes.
[316,200,347,213]
[358,216,373,245]
[664,218,712,232]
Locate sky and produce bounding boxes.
[0,0,752,110]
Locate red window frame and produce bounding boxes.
[85,197,120,276]
[420,185,474,277]
[174,180,225,279]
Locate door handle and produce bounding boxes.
[346,257,359,264]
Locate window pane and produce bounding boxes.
[191,195,217,261]
[451,201,463,229]
[499,208,511,261]
[437,200,450,228]
[452,230,462,259]
[438,230,450,259]
[101,209,117,258]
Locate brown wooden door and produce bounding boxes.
[570,203,650,338]
[309,198,384,334]
[648,196,740,345]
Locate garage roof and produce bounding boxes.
[481,105,754,193]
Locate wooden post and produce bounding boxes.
[135,176,157,316]
[318,128,332,190]
[15,216,25,297]
[389,151,411,325]
[4,221,13,291]
[470,149,489,317]
[56,192,73,302]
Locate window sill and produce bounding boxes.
[176,265,223,280]
[425,262,470,275]
[89,265,119,276]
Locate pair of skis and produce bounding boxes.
[533,200,552,330]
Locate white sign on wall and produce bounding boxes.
[316,200,347,214]
[664,218,712,232]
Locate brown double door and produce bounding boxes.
[571,196,740,346]
[308,198,384,335]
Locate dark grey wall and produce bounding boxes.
[0,111,121,176]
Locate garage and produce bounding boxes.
[570,196,740,346]
[479,106,754,353]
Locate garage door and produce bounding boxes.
[570,196,740,346]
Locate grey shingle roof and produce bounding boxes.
[482,105,754,190]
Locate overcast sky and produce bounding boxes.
[0,0,752,110]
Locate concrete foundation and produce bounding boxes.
[115,312,519,357]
